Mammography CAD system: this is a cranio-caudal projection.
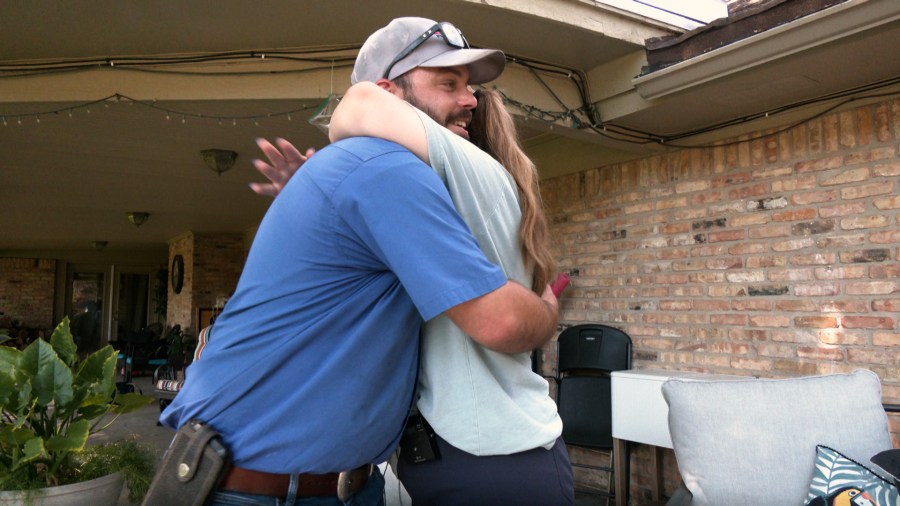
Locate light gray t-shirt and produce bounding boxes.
[412,107,562,455]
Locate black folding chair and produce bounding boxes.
[555,324,632,504]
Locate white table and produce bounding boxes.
[610,369,752,505]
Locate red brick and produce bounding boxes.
[712,171,751,188]
[846,281,897,295]
[768,268,813,281]
[875,102,892,142]
[845,146,896,165]
[750,315,790,327]
[869,264,900,279]
[772,238,816,251]
[794,283,840,297]
[791,190,837,205]
[773,208,817,221]
[728,183,771,200]
[873,299,900,312]
[870,230,900,244]
[794,156,842,173]
[847,347,900,365]
[791,252,836,265]
[795,316,838,328]
[874,195,900,210]
[874,332,900,347]
[841,316,895,329]
[841,182,894,200]
[776,300,818,311]
[840,215,890,230]
[819,202,867,217]
[798,346,844,361]
[733,299,774,311]
[749,224,790,239]
[822,167,869,186]
[756,344,797,358]
[659,300,692,311]
[746,255,787,268]
[814,265,865,280]
[817,329,869,346]
[773,174,817,192]
[709,229,747,242]
[823,114,839,152]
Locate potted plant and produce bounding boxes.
[0,317,156,504]
[163,326,196,373]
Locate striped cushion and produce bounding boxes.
[155,379,182,392]
[193,325,212,361]
[154,325,212,395]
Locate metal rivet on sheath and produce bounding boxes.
[178,463,190,478]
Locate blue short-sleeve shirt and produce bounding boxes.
[160,137,505,473]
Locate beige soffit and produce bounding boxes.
[631,0,900,100]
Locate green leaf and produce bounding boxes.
[110,392,154,414]
[74,346,116,406]
[49,317,78,367]
[45,420,88,452]
[19,339,73,408]
[0,425,36,446]
[0,346,19,370]
[21,437,47,464]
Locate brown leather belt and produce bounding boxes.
[219,463,371,500]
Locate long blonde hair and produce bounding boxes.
[470,88,555,292]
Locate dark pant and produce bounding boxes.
[397,435,574,505]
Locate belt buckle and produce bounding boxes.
[337,464,372,502]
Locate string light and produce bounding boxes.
[0,92,320,128]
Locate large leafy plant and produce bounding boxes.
[0,317,153,490]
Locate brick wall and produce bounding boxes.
[167,233,244,336]
[540,98,900,503]
[0,258,56,330]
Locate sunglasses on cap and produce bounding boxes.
[382,22,470,79]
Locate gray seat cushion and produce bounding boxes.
[662,369,891,506]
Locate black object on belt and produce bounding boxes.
[219,463,371,499]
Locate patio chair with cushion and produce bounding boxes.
[152,325,212,411]
[662,369,899,506]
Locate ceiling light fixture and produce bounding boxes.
[201,149,238,176]
[126,211,150,227]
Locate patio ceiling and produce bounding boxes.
[1,0,898,258]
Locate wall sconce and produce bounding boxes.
[91,241,108,251]
[126,211,150,227]
[201,149,238,176]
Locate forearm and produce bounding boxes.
[329,82,429,162]
[445,281,559,354]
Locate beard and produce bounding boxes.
[403,89,473,139]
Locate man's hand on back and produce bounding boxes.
[250,137,315,198]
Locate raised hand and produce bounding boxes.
[249,137,316,198]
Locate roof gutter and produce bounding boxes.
[632,0,900,100]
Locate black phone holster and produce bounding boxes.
[142,419,231,506]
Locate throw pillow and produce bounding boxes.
[806,445,899,506]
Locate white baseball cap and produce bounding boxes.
[351,17,505,85]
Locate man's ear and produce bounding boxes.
[375,78,403,98]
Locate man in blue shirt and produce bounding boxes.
[160,17,560,506]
